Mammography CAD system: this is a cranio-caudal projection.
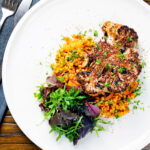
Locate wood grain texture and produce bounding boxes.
[0,124,23,135]
[0,1,149,150]
[3,116,15,123]
[0,110,41,149]
[5,110,11,116]
[0,144,40,150]
[0,136,32,144]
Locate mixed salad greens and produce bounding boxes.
[34,75,109,145]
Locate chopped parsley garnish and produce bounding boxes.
[94,43,101,50]
[61,35,65,40]
[96,59,101,65]
[107,100,111,104]
[59,44,62,48]
[114,109,119,113]
[84,30,87,36]
[133,105,137,109]
[128,36,133,42]
[67,50,80,60]
[112,65,115,68]
[104,82,110,87]
[117,52,126,60]
[127,98,131,103]
[73,49,77,53]
[115,115,120,119]
[141,62,146,68]
[118,67,127,73]
[140,107,145,111]
[48,52,52,57]
[104,51,108,59]
[89,28,92,32]
[50,64,54,70]
[56,76,65,83]
[113,29,116,33]
[95,100,104,105]
[104,36,107,40]
[94,30,98,37]
[88,38,92,41]
[67,56,73,61]
[116,43,122,48]
[134,86,142,97]
[89,77,92,80]
[134,100,140,106]
[73,54,80,58]
[78,33,82,38]
[105,62,110,71]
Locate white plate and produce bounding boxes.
[2,0,150,150]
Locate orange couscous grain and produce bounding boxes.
[52,34,96,86]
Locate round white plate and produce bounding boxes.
[2,0,150,150]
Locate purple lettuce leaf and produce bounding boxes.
[49,108,79,126]
[86,102,100,118]
[46,75,63,87]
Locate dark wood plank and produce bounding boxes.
[5,110,11,116]
[0,144,40,150]
[0,136,32,144]
[3,116,15,123]
[0,123,23,135]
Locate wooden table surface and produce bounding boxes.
[0,1,150,149]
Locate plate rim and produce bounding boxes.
[2,0,150,149]
[2,0,55,149]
